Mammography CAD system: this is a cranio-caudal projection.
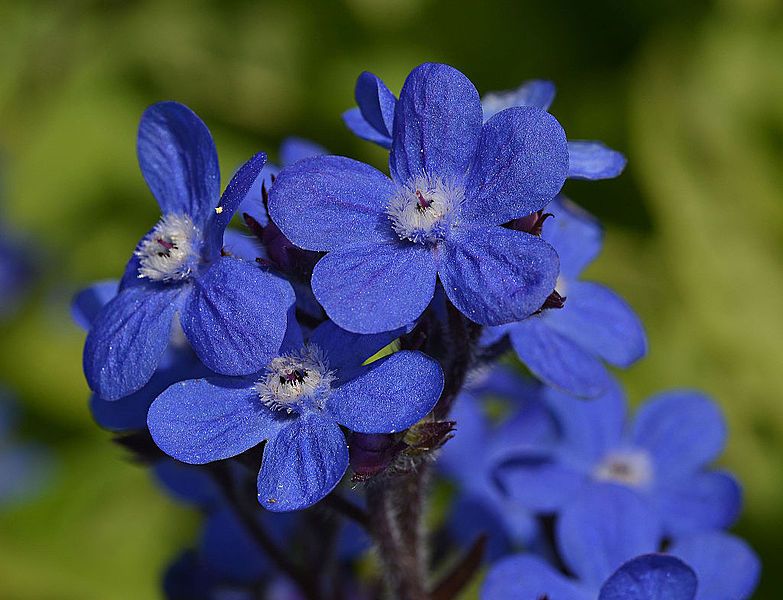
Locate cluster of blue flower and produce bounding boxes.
[76,62,759,599]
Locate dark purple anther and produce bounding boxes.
[506,211,553,236]
[156,238,176,251]
[415,189,432,210]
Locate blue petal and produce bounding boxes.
[148,376,283,464]
[669,532,760,600]
[308,320,405,373]
[439,227,559,326]
[544,196,603,279]
[279,136,327,166]
[481,80,557,120]
[200,508,269,584]
[269,156,396,251]
[153,459,222,508]
[312,242,437,334]
[342,108,393,148]
[354,71,397,140]
[389,63,482,184]
[497,457,585,512]
[655,470,741,535]
[221,228,264,262]
[508,315,613,398]
[84,284,184,400]
[630,391,726,482]
[257,412,348,511]
[328,350,443,433]
[481,554,590,600]
[488,390,559,463]
[71,280,118,330]
[557,484,662,587]
[182,257,294,375]
[237,162,278,227]
[447,495,514,561]
[545,282,647,368]
[543,380,627,467]
[136,102,220,226]
[463,107,569,227]
[567,141,627,180]
[0,443,51,504]
[599,554,697,600]
[438,391,487,482]
[205,152,267,259]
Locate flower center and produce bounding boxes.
[254,344,335,413]
[593,450,653,487]
[386,174,463,245]
[136,214,200,282]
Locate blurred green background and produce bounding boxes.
[0,0,781,598]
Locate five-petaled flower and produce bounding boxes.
[147,320,443,511]
[271,62,569,334]
[83,102,294,401]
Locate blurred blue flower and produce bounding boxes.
[483,197,647,397]
[481,485,759,600]
[0,227,34,320]
[497,381,742,537]
[82,101,294,401]
[148,320,443,511]
[438,367,556,557]
[271,62,567,333]
[344,74,626,180]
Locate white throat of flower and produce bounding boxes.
[136,214,200,282]
[593,449,654,488]
[255,344,335,413]
[386,174,463,245]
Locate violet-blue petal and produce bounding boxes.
[257,412,348,512]
[148,376,282,464]
[237,162,278,227]
[544,380,627,466]
[481,80,558,120]
[438,391,487,482]
[463,107,568,226]
[544,196,603,279]
[221,228,264,262]
[497,457,585,513]
[546,281,647,368]
[205,152,267,258]
[279,136,327,166]
[655,471,742,535]
[508,316,613,398]
[328,350,443,434]
[481,554,590,600]
[269,156,396,251]
[342,108,393,148]
[181,256,294,375]
[599,554,697,600]
[669,532,760,600]
[354,71,396,140]
[71,280,118,330]
[567,141,627,180]
[630,391,726,481]
[312,242,437,334]
[439,227,559,326]
[83,284,183,400]
[136,102,220,225]
[488,395,560,464]
[389,63,482,184]
[308,320,404,373]
[558,484,662,587]
[200,508,269,584]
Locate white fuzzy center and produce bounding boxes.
[136,214,200,282]
[386,174,463,244]
[593,450,653,487]
[254,344,335,413]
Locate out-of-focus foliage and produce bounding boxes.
[0,0,779,598]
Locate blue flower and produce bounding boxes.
[483,197,647,397]
[438,367,556,557]
[0,227,35,320]
[73,280,213,430]
[82,101,295,401]
[271,63,567,334]
[148,320,443,511]
[481,485,759,600]
[343,73,626,181]
[496,381,742,537]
